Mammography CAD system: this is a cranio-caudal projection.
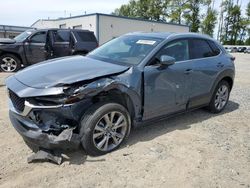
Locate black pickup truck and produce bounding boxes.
[0,29,98,72]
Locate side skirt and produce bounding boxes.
[133,103,209,128]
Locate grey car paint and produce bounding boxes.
[5,32,235,152]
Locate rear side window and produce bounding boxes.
[54,30,70,42]
[190,39,214,59]
[76,32,97,42]
[207,40,221,56]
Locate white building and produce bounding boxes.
[32,13,189,44]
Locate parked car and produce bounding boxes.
[244,47,250,53]
[237,47,247,53]
[0,29,98,72]
[226,47,238,53]
[6,32,235,156]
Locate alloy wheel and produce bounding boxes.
[1,57,17,72]
[214,85,229,110]
[93,111,128,152]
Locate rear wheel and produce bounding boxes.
[0,54,21,72]
[208,80,230,113]
[80,102,131,156]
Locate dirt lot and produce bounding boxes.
[0,53,250,188]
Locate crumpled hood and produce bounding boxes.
[14,56,129,89]
[0,38,16,44]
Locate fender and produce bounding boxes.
[74,78,142,119]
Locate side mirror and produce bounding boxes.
[160,55,176,66]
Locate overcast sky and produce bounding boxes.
[0,0,248,27]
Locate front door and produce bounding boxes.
[24,31,47,64]
[143,39,193,120]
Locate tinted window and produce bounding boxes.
[30,32,46,43]
[156,39,189,62]
[190,39,214,59]
[207,40,221,56]
[54,30,70,42]
[77,32,97,42]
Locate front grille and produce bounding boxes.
[8,90,25,112]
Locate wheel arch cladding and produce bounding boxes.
[221,76,233,91]
[92,88,137,120]
[211,69,235,96]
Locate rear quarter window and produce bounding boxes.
[76,31,97,42]
[190,39,214,59]
[207,40,221,56]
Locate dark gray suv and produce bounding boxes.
[6,32,235,157]
[0,29,98,72]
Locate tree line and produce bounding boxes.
[113,0,250,45]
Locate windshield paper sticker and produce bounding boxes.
[136,40,156,45]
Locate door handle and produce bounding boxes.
[184,69,193,74]
[217,62,224,67]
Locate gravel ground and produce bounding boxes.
[0,53,249,188]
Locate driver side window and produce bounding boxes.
[29,32,46,43]
[156,39,189,62]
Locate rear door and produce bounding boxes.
[188,38,222,108]
[51,30,72,57]
[143,39,193,120]
[24,31,47,64]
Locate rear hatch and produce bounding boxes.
[73,31,98,52]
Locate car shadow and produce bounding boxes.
[63,100,239,165]
[126,100,239,147]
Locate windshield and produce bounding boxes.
[88,35,163,65]
[14,30,34,42]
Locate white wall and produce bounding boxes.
[32,20,57,29]
[31,14,189,44]
[32,15,97,36]
[98,15,189,44]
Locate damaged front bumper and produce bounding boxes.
[9,111,81,150]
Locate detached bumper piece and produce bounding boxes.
[27,149,63,165]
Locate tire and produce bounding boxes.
[208,80,230,113]
[0,54,21,72]
[80,102,131,156]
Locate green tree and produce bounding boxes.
[201,0,217,37]
[228,5,241,44]
[183,0,202,32]
[168,0,189,24]
[113,0,168,21]
[245,1,250,45]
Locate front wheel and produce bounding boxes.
[80,102,131,156]
[208,80,230,113]
[0,54,21,72]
